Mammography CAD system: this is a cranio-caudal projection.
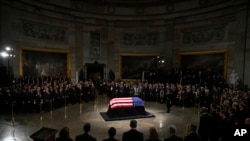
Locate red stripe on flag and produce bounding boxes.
[111,103,133,109]
[109,97,133,109]
[109,97,132,106]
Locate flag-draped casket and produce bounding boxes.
[107,97,145,117]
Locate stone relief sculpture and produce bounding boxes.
[199,0,208,6]
[107,6,115,14]
[136,7,144,15]
[182,26,225,43]
[166,2,175,12]
[109,69,115,81]
[122,33,158,46]
[90,32,101,61]
[21,19,67,42]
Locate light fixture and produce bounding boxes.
[154,56,165,64]
[5,46,11,51]
[0,51,9,58]
[1,46,15,58]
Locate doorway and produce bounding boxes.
[85,63,105,82]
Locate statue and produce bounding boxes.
[79,69,85,82]
[229,70,239,88]
[109,69,115,81]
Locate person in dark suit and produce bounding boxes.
[75,123,97,141]
[184,124,201,141]
[218,110,231,141]
[165,89,172,113]
[56,127,73,141]
[243,118,250,141]
[233,117,250,141]
[164,125,183,141]
[102,127,119,141]
[198,107,212,141]
[209,103,220,141]
[122,119,144,141]
[145,126,161,141]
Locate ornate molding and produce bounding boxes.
[199,0,208,6]
[90,32,101,61]
[182,26,225,44]
[107,6,115,14]
[136,7,144,15]
[122,32,158,46]
[20,19,67,42]
[166,3,175,12]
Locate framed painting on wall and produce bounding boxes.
[19,47,71,77]
[119,53,159,80]
[177,50,228,79]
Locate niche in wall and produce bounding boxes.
[84,62,105,82]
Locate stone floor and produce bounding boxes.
[0,94,201,141]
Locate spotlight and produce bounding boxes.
[5,46,11,51]
[0,51,9,58]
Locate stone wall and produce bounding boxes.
[0,0,249,86]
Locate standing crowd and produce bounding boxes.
[58,120,203,141]
[0,76,96,113]
[0,68,250,141]
[58,118,250,141]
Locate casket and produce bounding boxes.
[107,97,146,117]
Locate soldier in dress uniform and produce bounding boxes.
[112,82,120,98]
[75,83,83,103]
[133,83,139,97]
[26,86,35,113]
[67,83,76,104]
[129,83,134,97]
[42,86,51,111]
[165,87,172,113]
[176,84,183,106]
[109,81,115,98]
[20,88,28,113]
[83,81,91,103]
[154,83,160,102]
[50,86,55,106]
[159,84,166,103]
[34,86,42,113]
[55,86,64,108]
[142,82,149,101]
[90,82,96,100]
[122,82,129,97]
[62,85,70,107]
[148,84,154,101]
[106,81,112,98]
[119,81,124,97]
[138,82,143,99]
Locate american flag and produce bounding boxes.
[109,97,144,109]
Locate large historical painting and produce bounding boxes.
[178,50,228,78]
[20,47,70,77]
[119,53,159,79]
